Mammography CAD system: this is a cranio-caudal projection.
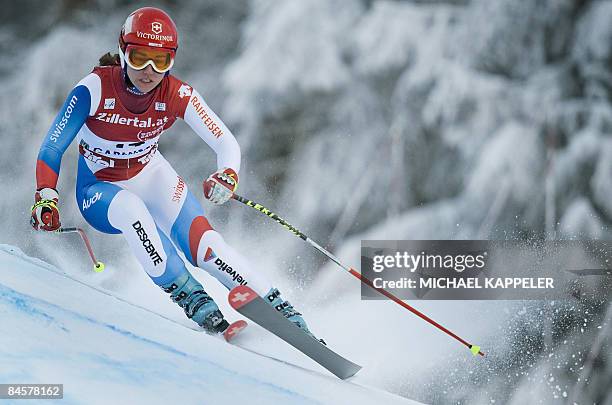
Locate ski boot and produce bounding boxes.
[265,288,326,345]
[161,272,229,334]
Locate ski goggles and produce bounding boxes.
[125,45,175,74]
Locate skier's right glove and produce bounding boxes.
[30,188,61,231]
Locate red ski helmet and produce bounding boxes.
[120,7,178,51]
[118,7,178,72]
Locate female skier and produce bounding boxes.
[30,7,317,338]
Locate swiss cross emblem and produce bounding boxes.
[230,292,251,303]
[228,286,257,310]
[151,22,163,34]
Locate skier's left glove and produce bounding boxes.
[31,188,61,231]
[203,168,238,205]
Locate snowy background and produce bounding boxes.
[1,0,611,404]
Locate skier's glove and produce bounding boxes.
[203,168,238,205]
[31,188,61,231]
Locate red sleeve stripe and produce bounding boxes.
[36,159,59,190]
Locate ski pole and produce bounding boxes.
[231,193,485,357]
[56,227,105,273]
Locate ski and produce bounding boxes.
[228,285,362,379]
[223,319,248,342]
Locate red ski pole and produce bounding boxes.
[232,193,485,357]
[56,227,105,273]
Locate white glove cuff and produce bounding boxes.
[38,188,59,201]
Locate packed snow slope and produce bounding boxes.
[0,244,421,405]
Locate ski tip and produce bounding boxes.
[340,365,363,380]
[224,320,248,342]
[470,345,483,356]
[228,285,258,310]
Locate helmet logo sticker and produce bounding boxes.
[151,22,163,34]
